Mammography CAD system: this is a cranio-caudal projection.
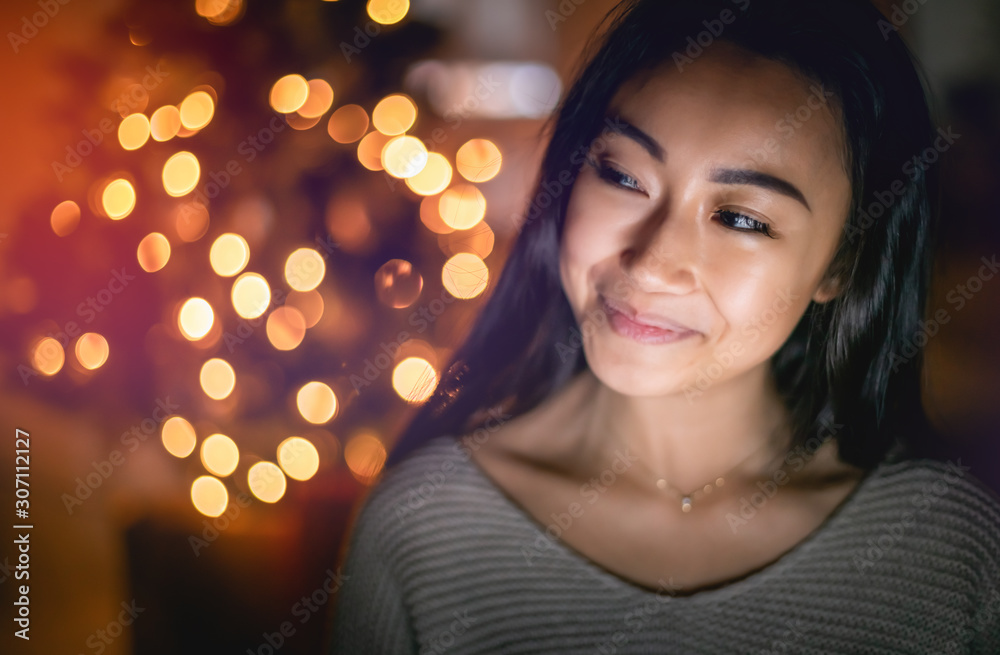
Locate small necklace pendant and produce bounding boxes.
[680,496,692,512]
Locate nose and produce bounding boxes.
[621,203,699,294]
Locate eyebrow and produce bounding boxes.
[602,114,812,213]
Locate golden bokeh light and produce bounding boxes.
[405,152,452,196]
[118,113,151,151]
[269,74,309,114]
[442,252,489,299]
[382,135,428,179]
[248,462,286,503]
[277,436,320,481]
[75,333,109,370]
[31,337,65,376]
[178,297,215,340]
[367,0,409,25]
[199,357,236,400]
[191,475,228,517]
[438,183,486,230]
[344,432,387,485]
[296,381,337,424]
[162,416,197,458]
[137,232,171,273]
[50,200,80,237]
[356,131,392,171]
[266,306,307,351]
[372,94,416,135]
[419,195,455,234]
[456,139,502,182]
[298,79,334,119]
[200,433,239,477]
[286,290,324,328]
[162,151,201,197]
[284,248,326,292]
[392,356,438,404]
[150,105,181,141]
[327,104,369,144]
[374,259,423,308]
[102,179,136,220]
[179,90,215,130]
[231,272,271,319]
[209,233,250,277]
[196,0,244,25]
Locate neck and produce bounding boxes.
[575,363,793,493]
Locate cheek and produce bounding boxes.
[715,278,811,356]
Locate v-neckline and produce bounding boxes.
[453,434,882,604]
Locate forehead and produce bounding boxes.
[606,41,849,191]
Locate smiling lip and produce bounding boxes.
[601,295,699,345]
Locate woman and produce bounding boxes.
[328,0,1000,652]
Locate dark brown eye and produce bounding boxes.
[715,210,774,238]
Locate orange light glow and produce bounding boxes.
[200,433,239,477]
[367,0,409,25]
[162,416,197,458]
[200,358,236,400]
[356,131,392,171]
[298,79,335,119]
[269,74,309,114]
[382,135,428,179]
[178,297,215,340]
[248,462,286,503]
[102,179,136,220]
[284,248,326,292]
[286,290,324,328]
[175,201,210,243]
[374,259,423,308]
[150,105,181,141]
[209,233,250,277]
[442,252,489,299]
[137,232,171,272]
[277,437,320,481]
[327,104,369,144]
[162,151,201,197]
[392,357,437,403]
[231,272,271,319]
[406,152,452,196]
[344,432,387,484]
[118,113,151,151]
[266,306,307,351]
[75,333,109,370]
[372,94,416,135]
[179,90,215,130]
[438,183,485,230]
[296,381,337,424]
[191,475,228,517]
[50,200,80,237]
[31,337,64,376]
[456,139,502,182]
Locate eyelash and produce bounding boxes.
[584,155,776,238]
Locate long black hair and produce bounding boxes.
[384,0,943,471]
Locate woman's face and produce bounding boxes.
[559,41,852,398]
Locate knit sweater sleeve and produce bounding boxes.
[965,473,1000,654]
[327,482,418,655]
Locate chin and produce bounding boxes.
[581,338,692,398]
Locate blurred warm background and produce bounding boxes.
[0,0,997,653]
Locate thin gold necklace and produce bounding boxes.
[649,438,788,513]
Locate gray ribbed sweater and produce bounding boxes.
[327,435,1000,654]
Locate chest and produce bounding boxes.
[470,445,863,593]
